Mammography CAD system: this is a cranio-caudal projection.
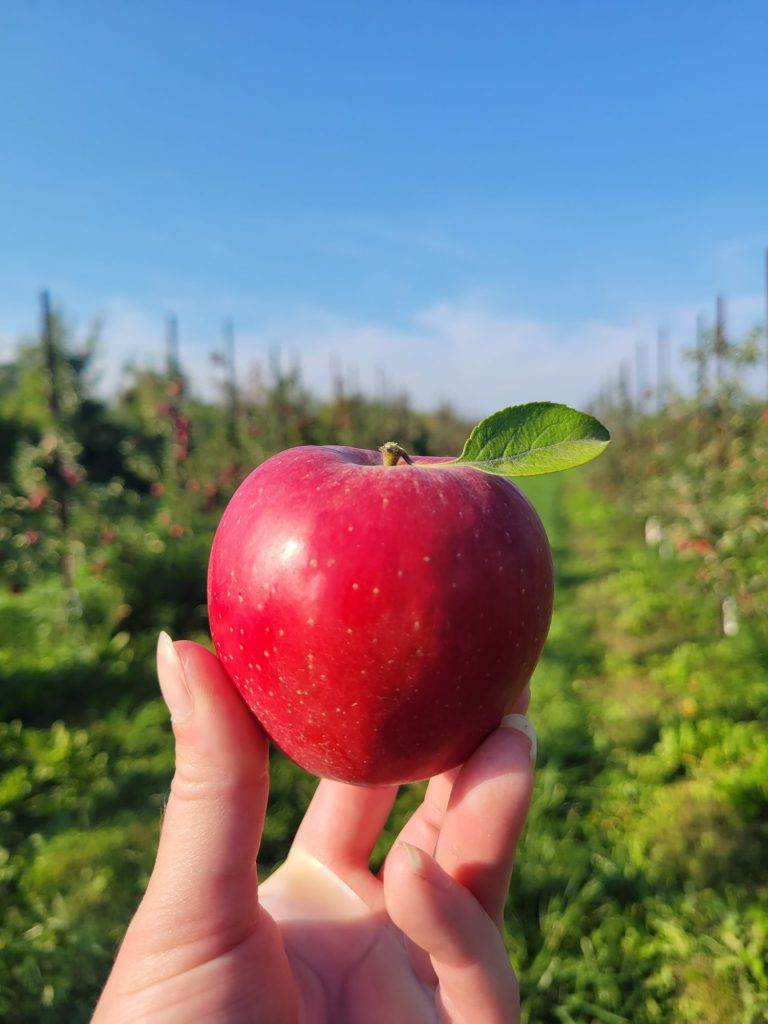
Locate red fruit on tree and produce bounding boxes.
[28,486,48,510]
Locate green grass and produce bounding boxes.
[504,474,768,1023]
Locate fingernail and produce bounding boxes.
[500,713,537,765]
[398,841,426,876]
[157,631,194,723]
[398,841,453,890]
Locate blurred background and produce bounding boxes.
[1,3,767,1021]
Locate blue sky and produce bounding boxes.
[1,1,767,415]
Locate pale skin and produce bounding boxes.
[92,636,537,1024]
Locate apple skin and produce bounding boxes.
[207,445,554,785]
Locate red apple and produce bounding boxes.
[208,444,554,785]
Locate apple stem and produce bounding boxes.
[379,442,414,467]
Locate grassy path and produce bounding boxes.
[509,474,768,1024]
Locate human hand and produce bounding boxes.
[92,634,537,1023]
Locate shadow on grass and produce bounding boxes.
[0,657,159,726]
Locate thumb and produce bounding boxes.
[139,634,270,934]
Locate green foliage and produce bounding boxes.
[592,324,768,630]
[457,401,610,477]
[504,475,768,1023]
[0,703,172,1022]
[0,309,766,1020]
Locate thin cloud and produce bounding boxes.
[84,296,665,416]
[7,290,764,418]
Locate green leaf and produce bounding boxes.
[454,402,610,478]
